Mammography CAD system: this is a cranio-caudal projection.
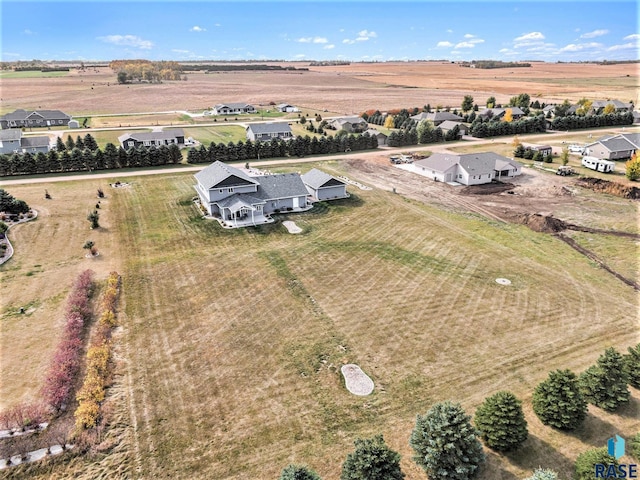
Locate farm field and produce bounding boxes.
[1,161,638,479]
[0,61,637,117]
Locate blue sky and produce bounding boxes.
[1,0,638,62]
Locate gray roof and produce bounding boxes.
[364,128,386,137]
[254,173,309,200]
[332,116,367,126]
[195,161,260,189]
[411,112,463,122]
[480,107,525,117]
[415,152,516,175]
[0,109,71,121]
[586,135,637,152]
[438,120,467,130]
[592,99,631,109]
[21,136,50,148]
[217,193,265,212]
[214,103,254,110]
[620,133,640,148]
[118,128,184,143]
[414,153,459,173]
[301,168,347,189]
[0,129,22,141]
[246,123,292,135]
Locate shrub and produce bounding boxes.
[629,433,640,461]
[279,464,322,480]
[474,391,528,451]
[410,401,485,480]
[341,434,404,480]
[574,448,617,480]
[524,468,558,480]
[532,369,587,430]
[580,347,630,411]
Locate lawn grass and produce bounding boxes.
[183,125,247,145]
[1,164,638,479]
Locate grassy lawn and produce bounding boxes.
[183,125,247,145]
[2,162,638,479]
[89,113,185,128]
[0,70,70,79]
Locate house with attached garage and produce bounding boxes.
[194,161,312,228]
[301,168,349,201]
[364,128,388,146]
[211,103,256,115]
[437,120,468,137]
[413,152,521,185]
[0,109,72,129]
[478,107,525,121]
[590,99,633,114]
[584,133,640,160]
[0,129,51,154]
[410,111,464,126]
[118,129,185,149]
[276,103,299,113]
[330,116,368,133]
[245,123,293,142]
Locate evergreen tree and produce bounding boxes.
[580,347,630,411]
[65,135,75,150]
[630,432,640,461]
[341,434,404,480]
[75,135,85,150]
[462,95,474,112]
[104,143,119,169]
[35,151,48,174]
[532,370,587,430]
[55,136,66,152]
[574,448,617,480]
[474,391,528,451]
[280,464,321,480]
[486,96,496,108]
[83,133,99,151]
[524,469,558,480]
[168,143,182,164]
[624,343,640,388]
[410,401,485,480]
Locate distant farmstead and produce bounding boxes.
[211,103,256,115]
[118,129,185,149]
[0,109,72,129]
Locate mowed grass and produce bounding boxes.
[183,125,247,144]
[3,166,639,479]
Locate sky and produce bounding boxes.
[1,0,638,63]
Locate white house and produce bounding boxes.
[211,103,256,115]
[277,103,299,113]
[245,123,293,142]
[413,152,521,185]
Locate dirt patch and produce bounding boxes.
[460,182,515,195]
[508,213,568,233]
[575,177,640,199]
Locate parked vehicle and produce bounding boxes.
[581,156,615,173]
[556,166,574,176]
[568,144,584,154]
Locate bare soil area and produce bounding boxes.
[1,61,636,116]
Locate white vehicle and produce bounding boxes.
[568,144,584,154]
[581,155,615,173]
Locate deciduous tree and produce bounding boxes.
[625,150,640,180]
[462,95,474,112]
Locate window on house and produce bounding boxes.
[219,189,224,193]
[228,188,234,193]
[127,141,134,147]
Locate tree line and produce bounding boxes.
[185,133,378,164]
[0,134,182,176]
[110,59,183,83]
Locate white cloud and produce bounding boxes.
[358,30,377,38]
[514,32,545,42]
[190,26,206,32]
[437,41,453,47]
[607,42,637,51]
[23,29,35,35]
[455,42,475,49]
[297,36,328,44]
[97,34,154,49]
[294,54,306,59]
[623,33,639,41]
[468,38,484,45]
[172,49,190,53]
[343,38,355,45]
[580,29,608,39]
[464,33,475,39]
[214,23,221,27]
[559,42,602,52]
[2,52,21,57]
[446,29,453,33]
[323,44,335,50]
[342,30,377,44]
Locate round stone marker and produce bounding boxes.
[496,278,512,285]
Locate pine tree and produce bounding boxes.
[279,464,321,480]
[624,343,640,388]
[474,391,528,451]
[341,434,404,480]
[532,369,587,430]
[574,448,617,480]
[410,401,485,480]
[580,347,630,411]
[524,468,558,480]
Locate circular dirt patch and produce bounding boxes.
[341,364,374,396]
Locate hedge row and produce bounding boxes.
[74,272,120,430]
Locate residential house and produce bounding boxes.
[194,161,310,227]
[0,129,51,154]
[276,103,299,113]
[0,109,72,129]
[330,116,368,133]
[478,107,526,121]
[437,120,469,137]
[590,99,633,114]
[301,168,349,201]
[413,152,521,185]
[523,143,553,157]
[410,111,464,126]
[211,103,256,115]
[245,123,293,142]
[584,133,640,160]
[542,104,578,117]
[118,129,185,149]
[632,111,640,124]
[364,128,388,146]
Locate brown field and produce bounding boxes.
[1,61,637,117]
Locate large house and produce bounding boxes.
[437,120,468,137]
[410,111,464,126]
[118,129,185,149]
[584,133,640,160]
[211,103,256,115]
[330,116,368,133]
[478,107,525,121]
[0,109,72,129]
[245,123,293,142]
[0,129,51,154]
[413,152,521,185]
[194,161,310,227]
[301,168,349,200]
[590,100,633,114]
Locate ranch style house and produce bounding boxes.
[0,109,72,129]
[277,103,299,113]
[211,103,256,115]
[410,111,464,126]
[0,129,51,154]
[413,152,522,185]
[118,129,185,149]
[245,123,293,142]
[584,133,640,160]
[330,117,368,133]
